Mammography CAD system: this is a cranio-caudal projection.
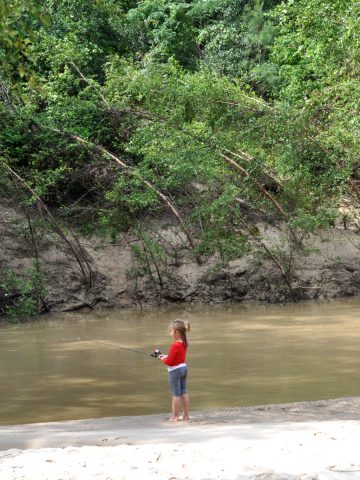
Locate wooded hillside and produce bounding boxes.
[1,0,359,319]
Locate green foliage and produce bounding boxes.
[127,0,197,69]
[1,0,359,295]
[268,0,360,223]
[271,0,360,102]
[193,0,279,94]
[0,0,50,81]
[1,265,48,322]
[34,0,132,80]
[192,185,249,261]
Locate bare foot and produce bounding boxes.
[179,415,190,421]
[168,416,179,423]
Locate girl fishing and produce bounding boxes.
[158,319,191,422]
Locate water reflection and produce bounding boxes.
[1,298,360,425]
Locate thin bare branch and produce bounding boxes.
[220,153,289,220]
[69,134,199,259]
[5,165,94,287]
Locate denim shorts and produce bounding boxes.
[168,366,188,396]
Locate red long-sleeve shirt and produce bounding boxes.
[161,341,187,367]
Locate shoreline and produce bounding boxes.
[1,397,360,479]
[1,396,360,450]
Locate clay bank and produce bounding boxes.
[1,197,360,315]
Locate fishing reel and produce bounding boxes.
[151,349,161,357]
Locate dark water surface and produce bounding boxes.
[1,298,360,425]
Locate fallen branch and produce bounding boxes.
[69,134,199,261]
[224,148,284,189]
[221,152,288,220]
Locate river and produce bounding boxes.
[1,298,360,425]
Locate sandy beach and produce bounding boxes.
[1,397,360,479]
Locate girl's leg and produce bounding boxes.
[168,370,181,421]
[170,396,180,422]
[181,393,190,420]
[179,367,189,420]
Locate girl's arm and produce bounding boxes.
[160,343,179,366]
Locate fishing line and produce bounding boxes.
[89,340,157,357]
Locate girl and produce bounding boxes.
[158,319,190,422]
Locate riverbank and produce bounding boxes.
[1,397,360,479]
[2,196,360,315]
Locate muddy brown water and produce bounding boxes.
[1,298,360,425]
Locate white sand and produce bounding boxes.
[1,399,360,480]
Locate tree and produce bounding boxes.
[192,0,279,95]
[269,0,360,213]
[126,0,198,69]
[0,0,49,81]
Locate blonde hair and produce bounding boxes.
[169,319,191,346]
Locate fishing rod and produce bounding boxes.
[91,340,161,357]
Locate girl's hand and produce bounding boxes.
[158,354,167,360]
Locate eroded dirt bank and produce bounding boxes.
[2,198,360,314]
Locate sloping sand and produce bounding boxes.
[1,397,360,480]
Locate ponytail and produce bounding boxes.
[170,319,191,347]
